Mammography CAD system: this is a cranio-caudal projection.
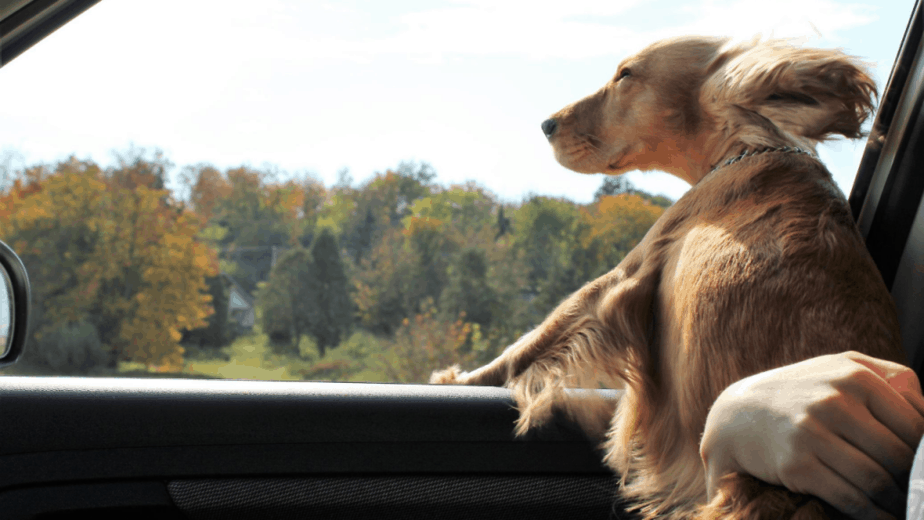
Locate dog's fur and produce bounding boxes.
[431,36,904,519]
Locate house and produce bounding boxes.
[222,273,255,331]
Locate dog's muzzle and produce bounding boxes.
[541,118,558,139]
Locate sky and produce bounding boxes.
[0,0,915,203]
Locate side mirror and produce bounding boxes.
[0,240,30,367]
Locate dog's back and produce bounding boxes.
[660,148,902,437]
[603,145,904,519]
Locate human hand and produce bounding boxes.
[699,351,924,520]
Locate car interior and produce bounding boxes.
[0,1,922,519]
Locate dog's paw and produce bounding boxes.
[429,365,469,385]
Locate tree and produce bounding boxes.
[296,176,328,248]
[594,175,632,200]
[380,301,478,384]
[108,145,171,191]
[182,274,232,348]
[194,165,291,294]
[403,214,452,310]
[182,164,231,221]
[579,193,665,275]
[0,156,218,371]
[349,207,378,264]
[259,247,315,351]
[307,228,352,356]
[96,186,217,370]
[594,175,673,208]
[439,247,498,331]
[495,205,512,239]
[352,227,416,336]
[339,165,433,263]
[511,196,581,303]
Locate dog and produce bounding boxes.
[431,36,904,519]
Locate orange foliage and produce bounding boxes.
[188,166,232,221]
[579,193,664,265]
[0,159,218,370]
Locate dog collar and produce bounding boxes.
[710,146,815,174]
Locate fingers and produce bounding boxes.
[811,423,908,519]
[845,360,924,452]
[816,390,919,486]
[782,453,899,520]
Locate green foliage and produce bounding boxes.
[188,165,292,294]
[379,301,487,383]
[0,149,673,382]
[258,247,315,352]
[510,196,582,317]
[353,228,416,336]
[25,320,106,374]
[439,247,498,330]
[594,175,631,200]
[307,228,352,356]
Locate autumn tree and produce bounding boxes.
[107,146,171,191]
[188,165,292,294]
[0,160,107,361]
[578,193,665,277]
[0,155,218,371]
[380,301,482,384]
[595,175,673,208]
[182,274,232,349]
[182,163,231,221]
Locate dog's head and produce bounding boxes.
[541,36,877,183]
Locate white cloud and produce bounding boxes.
[285,0,879,64]
[675,0,877,44]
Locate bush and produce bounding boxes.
[26,320,107,374]
[380,301,487,383]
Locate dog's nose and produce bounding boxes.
[541,119,558,139]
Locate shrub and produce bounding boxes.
[380,300,487,383]
[26,320,107,374]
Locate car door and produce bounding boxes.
[0,6,625,519]
[0,1,922,519]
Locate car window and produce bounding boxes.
[0,0,910,382]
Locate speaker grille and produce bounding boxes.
[168,475,635,520]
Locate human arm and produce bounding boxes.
[699,351,924,520]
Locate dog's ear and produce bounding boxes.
[702,40,877,142]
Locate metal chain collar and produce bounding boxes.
[709,146,815,174]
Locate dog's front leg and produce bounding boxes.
[429,325,549,386]
[431,260,656,435]
[429,270,614,388]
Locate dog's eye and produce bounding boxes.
[616,68,632,82]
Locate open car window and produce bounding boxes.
[0,1,913,382]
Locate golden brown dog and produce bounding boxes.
[431,36,904,519]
